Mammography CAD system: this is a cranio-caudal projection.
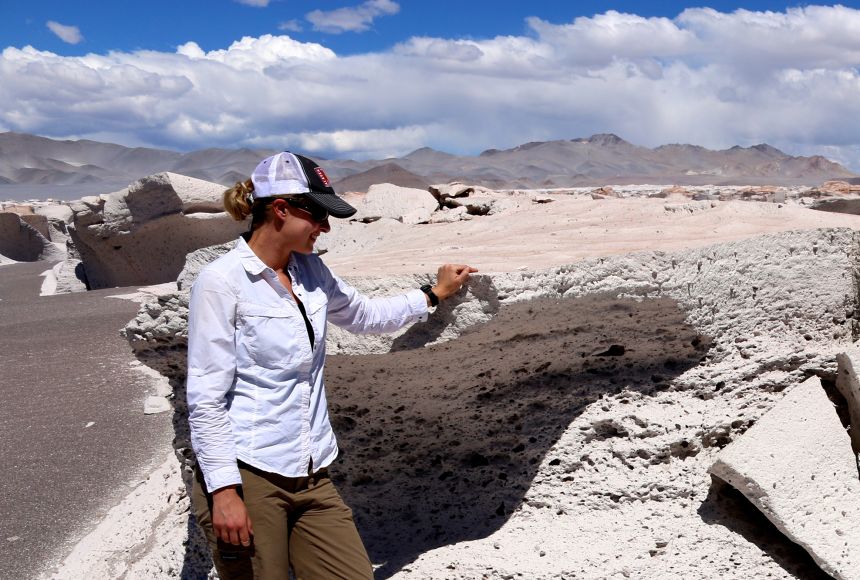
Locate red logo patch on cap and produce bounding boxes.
[314,167,331,188]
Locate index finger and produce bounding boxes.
[452,264,478,273]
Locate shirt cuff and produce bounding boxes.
[406,288,430,322]
[202,463,243,494]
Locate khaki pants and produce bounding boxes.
[192,461,373,580]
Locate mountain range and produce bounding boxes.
[0,132,855,201]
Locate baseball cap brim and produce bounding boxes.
[303,190,357,219]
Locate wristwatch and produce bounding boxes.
[420,284,439,307]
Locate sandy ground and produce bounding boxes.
[321,197,860,275]
[0,261,173,580]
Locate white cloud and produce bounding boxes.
[46,21,83,45]
[234,0,270,6]
[4,7,860,168]
[526,11,694,66]
[307,0,399,34]
[278,20,303,33]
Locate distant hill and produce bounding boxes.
[0,132,855,201]
[332,163,430,192]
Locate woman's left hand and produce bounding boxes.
[432,264,478,301]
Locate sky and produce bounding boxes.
[2,1,860,169]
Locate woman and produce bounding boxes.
[187,151,476,579]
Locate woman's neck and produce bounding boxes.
[247,227,291,272]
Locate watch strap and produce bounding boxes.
[420,284,439,307]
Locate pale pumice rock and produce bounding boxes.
[44,220,857,579]
[835,348,860,456]
[19,213,51,239]
[176,241,235,291]
[61,172,247,291]
[351,183,439,225]
[313,218,406,257]
[34,203,74,223]
[427,205,470,223]
[35,203,74,245]
[709,376,860,580]
[0,212,64,262]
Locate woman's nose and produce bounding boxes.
[319,217,331,233]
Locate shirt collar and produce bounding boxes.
[235,235,270,276]
[235,235,298,277]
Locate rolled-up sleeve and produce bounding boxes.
[324,267,428,334]
[186,269,242,493]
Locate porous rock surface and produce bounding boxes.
[105,227,860,579]
[61,172,246,291]
[709,376,860,580]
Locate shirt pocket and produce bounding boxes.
[303,291,328,346]
[236,301,308,370]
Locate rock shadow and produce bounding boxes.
[698,476,831,579]
[324,294,711,577]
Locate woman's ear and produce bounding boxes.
[271,198,289,221]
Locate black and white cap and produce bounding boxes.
[249,151,356,218]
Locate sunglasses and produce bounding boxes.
[284,198,329,223]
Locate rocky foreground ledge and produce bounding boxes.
[48,226,860,579]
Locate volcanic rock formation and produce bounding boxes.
[0,211,64,262]
[99,227,860,579]
[60,172,247,292]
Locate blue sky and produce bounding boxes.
[3,1,838,56]
[2,1,860,169]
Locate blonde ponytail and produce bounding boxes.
[223,179,254,221]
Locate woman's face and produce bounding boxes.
[273,198,331,254]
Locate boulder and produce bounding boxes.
[34,203,74,223]
[19,214,51,239]
[176,242,234,291]
[0,204,34,216]
[442,195,524,216]
[427,206,470,223]
[591,186,620,200]
[709,376,860,580]
[429,182,494,201]
[835,348,860,456]
[0,212,64,262]
[35,203,74,245]
[810,198,860,216]
[351,183,438,225]
[654,185,693,199]
[312,218,409,262]
[817,181,860,195]
[62,172,247,290]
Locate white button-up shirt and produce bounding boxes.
[187,236,428,492]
